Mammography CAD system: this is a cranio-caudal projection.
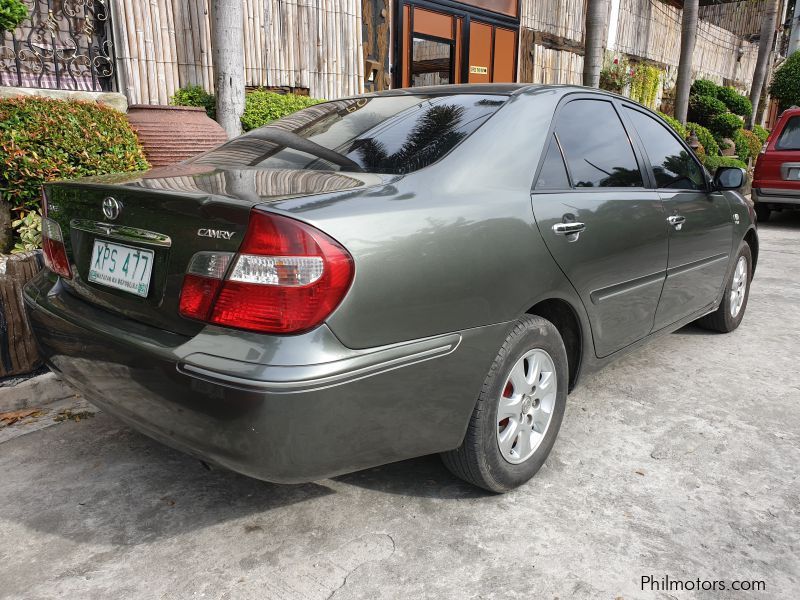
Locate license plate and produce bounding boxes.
[790,168,800,180]
[88,240,154,298]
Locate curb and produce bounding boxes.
[0,372,78,413]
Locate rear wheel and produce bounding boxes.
[754,203,771,222]
[441,315,568,493]
[696,243,752,333]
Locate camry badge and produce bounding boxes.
[102,197,122,221]
[198,228,236,240]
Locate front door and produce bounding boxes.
[621,106,734,329]
[395,1,518,88]
[531,98,669,358]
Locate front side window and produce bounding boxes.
[192,94,507,174]
[776,116,800,150]
[554,99,644,188]
[625,107,705,190]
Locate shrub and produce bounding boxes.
[690,79,719,98]
[688,94,727,127]
[241,91,323,131]
[715,86,752,117]
[170,85,216,119]
[0,97,149,248]
[753,124,770,144]
[702,155,747,172]
[686,122,720,156]
[658,112,687,139]
[733,129,762,163]
[11,209,41,253]
[629,64,661,108]
[0,0,28,33]
[769,50,800,110]
[709,112,743,139]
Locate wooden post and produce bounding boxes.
[0,252,43,377]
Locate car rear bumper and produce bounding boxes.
[752,187,800,206]
[24,272,508,483]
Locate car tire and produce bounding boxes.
[441,315,568,493]
[754,203,771,222]
[696,243,753,333]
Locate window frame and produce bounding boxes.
[620,103,710,193]
[531,94,651,194]
[775,115,800,151]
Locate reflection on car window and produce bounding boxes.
[776,116,800,150]
[535,135,570,190]
[191,95,507,174]
[625,108,705,190]
[554,99,644,188]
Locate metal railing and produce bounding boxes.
[0,0,114,92]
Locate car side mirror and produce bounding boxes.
[713,167,746,190]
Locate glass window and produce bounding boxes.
[192,95,507,175]
[535,135,570,190]
[625,108,705,190]
[776,116,800,150]
[412,37,453,87]
[554,100,643,188]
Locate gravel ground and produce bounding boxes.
[1,212,798,600]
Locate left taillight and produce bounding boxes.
[41,216,72,279]
[179,210,355,335]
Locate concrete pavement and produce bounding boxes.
[1,212,798,600]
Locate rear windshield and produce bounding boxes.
[776,116,800,150]
[191,94,507,174]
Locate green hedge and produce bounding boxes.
[703,155,747,172]
[709,112,743,139]
[715,86,752,118]
[733,129,762,163]
[686,122,721,157]
[658,112,687,139]
[241,90,322,131]
[170,85,216,119]
[0,0,28,33]
[0,97,149,251]
[753,124,770,144]
[690,79,719,98]
[688,94,727,127]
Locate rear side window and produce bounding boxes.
[624,107,705,190]
[535,135,570,190]
[776,116,800,150]
[554,99,644,188]
[192,94,507,174]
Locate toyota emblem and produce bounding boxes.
[102,197,122,221]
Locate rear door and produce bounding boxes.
[531,96,668,358]
[622,106,733,329]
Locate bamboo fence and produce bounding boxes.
[111,0,364,105]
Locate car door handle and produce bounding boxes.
[667,215,686,230]
[552,222,587,236]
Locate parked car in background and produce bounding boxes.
[752,107,800,221]
[24,85,757,493]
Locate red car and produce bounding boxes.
[752,107,800,221]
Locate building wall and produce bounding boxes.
[519,0,586,84]
[112,0,364,105]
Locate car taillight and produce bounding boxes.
[41,217,72,279]
[179,211,354,334]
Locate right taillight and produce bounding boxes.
[41,216,72,279]
[179,210,354,335]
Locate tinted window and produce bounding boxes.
[776,116,800,150]
[555,100,643,188]
[535,135,570,190]
[625,108,705,190]
[192,95,507,174]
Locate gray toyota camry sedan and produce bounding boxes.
[25,85,757,492]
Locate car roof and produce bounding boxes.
[367,83,621,99]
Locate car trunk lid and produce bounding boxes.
[43,164,378,336]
